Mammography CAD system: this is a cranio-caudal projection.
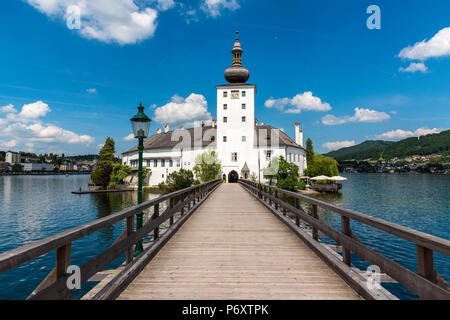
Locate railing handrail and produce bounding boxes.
[240,180,450,256]
[0,179,221,274]
[239,179,450,300]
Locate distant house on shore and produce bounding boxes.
[22,163,54,172]
[6,152,20,164]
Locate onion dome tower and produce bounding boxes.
[224,31,250,83]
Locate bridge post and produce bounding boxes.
[282,194,287,216]
[56,243,71,300]
[341,216,351,266]
[416,245,436,282]
[169,198,174,226]
[295,198,300,227]
[312,204,318,241]
[275,191,278,211]
[153,203,159,240]
[126,216,134,264]
[181,193,185,215]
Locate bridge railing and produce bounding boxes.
[0,179,222,300]
[239,179,450,300]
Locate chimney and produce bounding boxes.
[164,123,169,133]
[179,125,184,130]
[157,128,162,134]
[295,122,303,147]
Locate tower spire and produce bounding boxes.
[224,30,249,83]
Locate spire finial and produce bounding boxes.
[235,30,239,41]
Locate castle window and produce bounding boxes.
[231,153,238,162]
[223,104,227,110]
[242,104,246,109]
[266,150,272,161]
[169,160,173,167]
[223,91,227,97]
[161,159,165,167]
[242,116,246,122]
[231,90,239,99]
[176,159,180,167]
[242,91,246,97]
[223,116,227,123]
[154,160,158,167]
[242,136,246,142]
[223,136,227,142]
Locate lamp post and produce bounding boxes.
[130,102,151,256]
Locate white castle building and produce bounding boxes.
[122,32,307,186]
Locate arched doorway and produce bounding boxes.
[228,170,239,183]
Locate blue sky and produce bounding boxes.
[0,0,449,156]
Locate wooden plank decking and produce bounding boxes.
[118,183,361,300]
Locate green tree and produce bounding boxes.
[193,150,221,183]
[304,153,339,177]
[108,163,133,189]
[159,169,194,194]
[12,163,22,172]
[306,138,314,167]
[91,137,116,188]
[275,156,301,191]
[98,137,115,167]
[0,154,4,162]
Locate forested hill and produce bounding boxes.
[324,130,450,161]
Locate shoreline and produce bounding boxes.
[0,172,91,176]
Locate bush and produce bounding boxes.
[159,169,194,194]
[193,151,221,183]
[298,180,306,190]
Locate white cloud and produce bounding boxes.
[0,100,95,152]
[123,133,135,141]
[86,88,98,94]
[4,122,94,144]
[265,92,331,114]
[0,139,17,149]
[323,140,356,150]
[153,93,212,125]
[96,144,104,149]
[17,101,51,120]
[321,108,390,125]
[376,127,445,140]
[398,27,450,61]
[0,104,17,113]
[399,62,428,73]
[155,0,175,11]
[201,0,240,17]
[25,0,159,45]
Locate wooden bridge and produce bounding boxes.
[0,180,449,300]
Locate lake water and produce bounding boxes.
[0,173,448,300]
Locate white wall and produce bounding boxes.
[216,84,257,179]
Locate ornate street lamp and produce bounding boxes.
[131,102,151,256]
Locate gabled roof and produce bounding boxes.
[122,125,304,155]
[122,126,217,154]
